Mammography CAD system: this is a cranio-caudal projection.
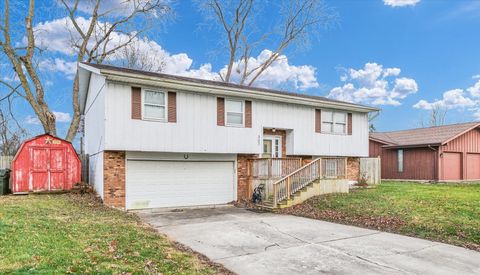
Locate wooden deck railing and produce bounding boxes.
[249,158,302,179]
[272,157,347,207]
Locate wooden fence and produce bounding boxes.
[79,154,89,183]
[0,156,14,169]
[360,157,381,185]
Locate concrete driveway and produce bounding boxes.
[136,207,480,275]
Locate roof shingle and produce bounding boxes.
[81,62,378,111]
[370,122,480,147]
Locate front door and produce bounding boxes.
[262,136,282,158]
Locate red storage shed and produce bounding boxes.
[12,134,81,193]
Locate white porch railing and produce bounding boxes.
[249,158,302,179]
[272,157,347,207]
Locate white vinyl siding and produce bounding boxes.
[104,82,370,157]
[322,110,347,134]
[143,90,166,121]
[225,99,244,127]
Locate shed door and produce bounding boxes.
[466,153,480,180]
[49,148,66,190]
[31,148,49,191]
[126,160,235,210]
[30,148,66,191]
[444,152,462,180]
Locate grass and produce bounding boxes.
[0,193,225,274]
[281,182,480,251]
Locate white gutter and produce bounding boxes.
[98,68,379,113]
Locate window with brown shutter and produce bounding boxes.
[245,100,252,128]
[217,97,225,126]
[315,109,321,133]
[168,92,177,123]
[347,113,353,135]
[131,87,141,120]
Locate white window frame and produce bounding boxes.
[225,98,245,127]
[321,110,347,135]
[142,89,167,122]
[263,135,282,158]
[397,149,404,172]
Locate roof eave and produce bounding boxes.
[94,66,379,113]
[440,123,480,145]
[382,143,441,149]
[369,136,394,145]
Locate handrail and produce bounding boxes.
[249,158,302,179]
[272,158,322,207]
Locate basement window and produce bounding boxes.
[397,149,404,172]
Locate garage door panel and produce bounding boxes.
[467,153,480,180]
[126,160,235,209]
[444,152,462,181]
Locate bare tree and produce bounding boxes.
[198,0,336,86]
[0,0,171,141]
[118,39,167,72]
[368,111,380,132]
[0,109,26,155]
[420,103,448,127]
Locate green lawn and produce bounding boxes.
[280,182,480,251]
[0,193,227,274]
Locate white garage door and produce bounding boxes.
[126,160,235,209]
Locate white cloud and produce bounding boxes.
[327,62,418,106]
[39,58,77,79]
[384,0,420,7]
[53,111,72,123]
[25,115,41,125]
[218,49,319,90]
[33,17,319,90]
[467,79,480,97]
[413,89,476,110]
[25,111,72,125]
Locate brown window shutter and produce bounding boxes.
[315,109,321,133]
[217,97,225,126]
[347,113,353,135]
[168,92,177,123]
[131,87,141,120]
[245,100,252,128]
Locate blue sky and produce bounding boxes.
[3,0,480,138]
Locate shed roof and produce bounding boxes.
[370,122,480,148]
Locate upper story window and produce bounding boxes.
[322,110,347,134]
[143,90,166,121]
[225,99,244,126]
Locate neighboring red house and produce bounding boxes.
[12,134,81,193]
[369,122,480,181]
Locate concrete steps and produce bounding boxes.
[257,179,349,209]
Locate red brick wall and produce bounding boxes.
[103,151,126,209]
[347,157,360,181]
[237,154,256,201]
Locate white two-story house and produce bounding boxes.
[78,63,378,210]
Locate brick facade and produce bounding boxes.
[347,157,360,181]
[237,154,256,201]
[103,151,126,209]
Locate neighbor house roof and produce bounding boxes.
[78,62,379,113]
[370,122,480,148]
